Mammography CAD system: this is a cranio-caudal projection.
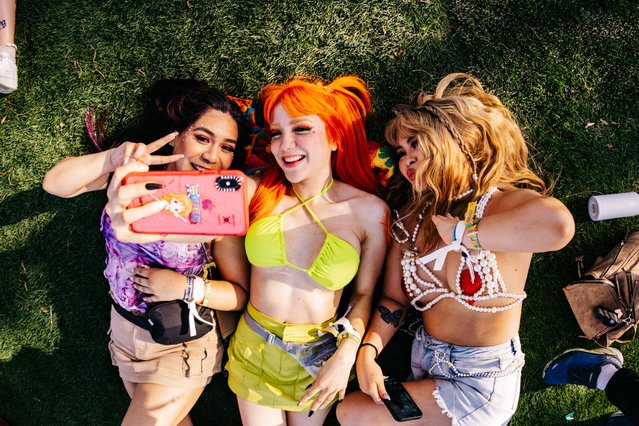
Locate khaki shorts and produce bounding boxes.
[108,306,223,390]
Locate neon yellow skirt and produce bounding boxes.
[225,303,335,411]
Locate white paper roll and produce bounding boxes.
[588,192,639,221]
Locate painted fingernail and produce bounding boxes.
[382,393,390,401]
[145,183,163,190]
[308,411,315,417]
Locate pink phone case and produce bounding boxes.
[123,170,249,236]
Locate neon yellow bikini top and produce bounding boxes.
[245,179,360,291]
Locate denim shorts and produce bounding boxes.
[409,327,525,425]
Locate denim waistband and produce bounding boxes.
[415,327,522,358]
[413,327,525,380]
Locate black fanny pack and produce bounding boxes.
[112,299,214,345]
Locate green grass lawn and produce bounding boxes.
[1,0,638,424]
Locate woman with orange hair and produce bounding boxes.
[225,76,389,425]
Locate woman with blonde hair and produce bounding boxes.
[223,76,389,425]
[337,73,574,425]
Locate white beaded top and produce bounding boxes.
[393,187,527,313]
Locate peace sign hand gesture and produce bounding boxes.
[108,132,183,169]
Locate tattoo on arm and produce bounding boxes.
[377,306,403,328]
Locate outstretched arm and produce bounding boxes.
[43,149,115,197]
[42,133,181,198]
[432,189,575,253]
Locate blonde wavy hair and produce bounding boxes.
[385,73,547,253]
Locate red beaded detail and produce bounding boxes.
[460,268,482,304]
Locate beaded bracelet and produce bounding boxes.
[183,275,194,302]
[359,342,379,359]
[467,223,484,250]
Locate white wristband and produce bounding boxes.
[192,276,206,303]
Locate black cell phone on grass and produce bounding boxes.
[382,378,423,422]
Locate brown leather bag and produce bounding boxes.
[563,231,639,347]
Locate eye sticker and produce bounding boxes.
[215,175,243,192]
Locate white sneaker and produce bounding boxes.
[0,50,18,94]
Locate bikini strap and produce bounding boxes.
[292,178,334,206]
[287,178,334,233]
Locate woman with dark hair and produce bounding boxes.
[43,80,250,426]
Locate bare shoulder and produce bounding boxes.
[334,181,389,221]
[245,174,260,200]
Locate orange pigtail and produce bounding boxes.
[326,76,382,197]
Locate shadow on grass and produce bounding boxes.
[0,188,129,424]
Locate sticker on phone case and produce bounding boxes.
[152,183,202,225]
[155,192,192,223]
[215,175,242,192]
[186,184,202,224]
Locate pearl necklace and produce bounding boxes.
[391,188,473,246]
[400,187,526,313]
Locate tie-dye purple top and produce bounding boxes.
[101,210,211,314]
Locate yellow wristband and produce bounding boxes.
[201,280,212,307]
[337,332,361,347]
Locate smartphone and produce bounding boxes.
[123,170,249,236]
[382,378,423,422]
